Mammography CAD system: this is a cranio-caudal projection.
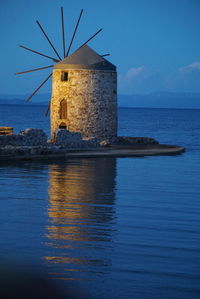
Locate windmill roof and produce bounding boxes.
[54,45,116,71]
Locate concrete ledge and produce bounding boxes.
[67,146,185,158]
[0,144,185,161]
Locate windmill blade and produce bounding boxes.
[78,28,103,49]
[19,45,59,62]
[36,20,62,61]
[15,65,53,75]
[101,54,110,57]
[65,9,83,57]
[25,73,52,103]
[61,7,66,58]
[45,100,51,116]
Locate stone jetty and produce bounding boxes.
[0,128,185,161]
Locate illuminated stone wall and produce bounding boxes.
[50,69,117,142]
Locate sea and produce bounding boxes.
[0,104,200,299]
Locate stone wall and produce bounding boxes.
[0,128,98,149]
[54,129,98,148]
[50,69,117,143]
[0,129,47,147]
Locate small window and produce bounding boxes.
[61,72,68,81]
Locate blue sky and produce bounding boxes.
[0,0,200,95]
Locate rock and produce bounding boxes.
[100,140,110,147]
[19,129,47,146]
[54,129,99,148]
[0,128,47,147]
[116,136,159,145]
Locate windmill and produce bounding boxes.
[15,8,106,109]
[16,7,118,143]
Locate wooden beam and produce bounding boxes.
[15,65,53,75]
[78,28,102,49]
[45,100,51,116]
[19,45,59,62]
[101,54,110,57]
[36,20,62,60]
[25,73,52,103]
[61,7,66,58]
[65,9,83,57]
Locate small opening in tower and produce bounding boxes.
[59,123,67,129]
[61,72,68,81]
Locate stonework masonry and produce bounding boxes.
[0,128,99,149]
[50,69,117,143]
[54,129,98,148]
[0,129,47,147]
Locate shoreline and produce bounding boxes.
[0,144,185,161]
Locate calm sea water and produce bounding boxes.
[0,105,200,298]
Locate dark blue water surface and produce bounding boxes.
[0,105,200,298]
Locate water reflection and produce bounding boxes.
[45,158,117,281]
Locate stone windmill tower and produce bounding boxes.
[15,8,117,143]
[51,44,117,142]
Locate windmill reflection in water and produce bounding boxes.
[44,158,117,281]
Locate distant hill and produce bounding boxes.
[0,93,50,105]
[119,92,200,109]
[0,92,200,108]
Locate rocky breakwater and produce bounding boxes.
[0,128,47,147]
[116,136,159,145]
[0,128,185,160]
[0,128,98,160]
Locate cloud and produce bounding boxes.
[164,62,200,92]
[126,66,145,78]
[118,62,200,94]
[178,62,200,73]
[118,66,148,94]
[118,66,165,94]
